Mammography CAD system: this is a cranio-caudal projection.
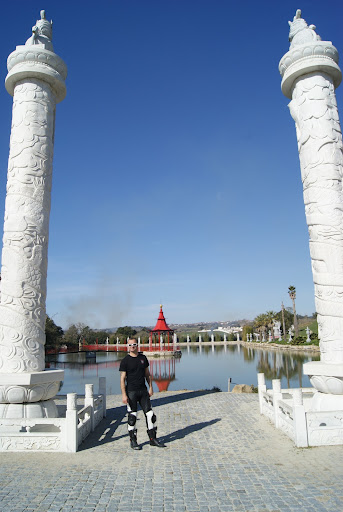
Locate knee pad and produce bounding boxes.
[128,412,137,427]
[146,409,156,430]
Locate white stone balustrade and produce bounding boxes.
[0,378,107,452]
[258,373,316,447]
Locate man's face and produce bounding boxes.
[128,339,138,355]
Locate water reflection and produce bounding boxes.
[148,358,180,391]
[256,350,306,388]
[47,344,320,395]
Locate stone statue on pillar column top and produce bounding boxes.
[288,9,321,49]
[25,10,54,51]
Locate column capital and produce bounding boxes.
[5,45,67,102]
[279,41,341,99]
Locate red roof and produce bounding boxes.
[151,305,173,332]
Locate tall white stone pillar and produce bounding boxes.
[279,10,343,410]
[0,11,66,411]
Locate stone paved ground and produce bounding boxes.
[1,391,343,512]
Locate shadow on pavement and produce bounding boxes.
[155,418,221,445]
[150,389,221,407]
[79,390,221,451]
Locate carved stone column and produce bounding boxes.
[279,10,343,410]
[0,11,66,410]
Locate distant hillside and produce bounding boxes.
[99,320,252,333]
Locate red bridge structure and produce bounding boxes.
[46,304,177,355]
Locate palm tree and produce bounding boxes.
[281,302,287,341]
[254,313,268,341]
[288,285,299,337]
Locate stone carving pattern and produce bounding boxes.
[0,435,60,451]
[307,412,343,445]
[7,49,67,79]
[78,413,92,444]
[277,413,295,441]
[289,72,343,363]
[0,381,60,403]
[310,375,343,394]
[279,42,339,79]
[261,394,275,423]
[0,79,56,373]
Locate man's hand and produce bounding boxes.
[149,386,153,397]
[122,394,128,404]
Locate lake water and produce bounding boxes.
[47,344,320,396]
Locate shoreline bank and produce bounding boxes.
[140,340,320,353]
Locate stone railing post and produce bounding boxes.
[272,379,282,427]
[257,373,266,414]
[99,377,107,418]
[85,384,95,431]
[279,9,343,412]
[66,393,78,453]
[293,388,308,447]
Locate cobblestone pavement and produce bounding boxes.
[1,391,343,512]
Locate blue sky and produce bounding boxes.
[0,1,343,329]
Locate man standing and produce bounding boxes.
[119,338,165,450]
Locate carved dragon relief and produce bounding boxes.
[0,79,56,373]
[289,66,343,363]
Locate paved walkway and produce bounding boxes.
[1,391,343,512]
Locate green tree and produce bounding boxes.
[45,315,64,350]
[275,307,293,337]
[265,311,277,341]
[254,313,268,339]
[63,323,90,347]
[288,285,299,336]
[63,324,79,347]
[100,331,112,343]
[116,326,137,339]
[242,324,253,341]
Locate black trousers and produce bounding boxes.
[127,388,152,414]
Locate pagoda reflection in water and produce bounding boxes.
[148,357,181,392]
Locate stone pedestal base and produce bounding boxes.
[303,362,343,394]
[0,399,58,419]
[0,369,64,403]
[311,391,343,412]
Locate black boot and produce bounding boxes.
[148,428,166,448]
[129,430,142,450]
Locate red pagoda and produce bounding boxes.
[149,304,174,351]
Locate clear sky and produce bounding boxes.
[0,0,343,329]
